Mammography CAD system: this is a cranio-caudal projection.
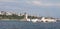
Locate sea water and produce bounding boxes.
[0,20,60,29]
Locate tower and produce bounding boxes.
[24,12,28,20]
[24,12,30,21]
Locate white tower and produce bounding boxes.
[24,12,28,19]
[25,13,28,19]
[24,12,30,21]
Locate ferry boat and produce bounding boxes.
[25,13,57,23]
[40,17,57,23]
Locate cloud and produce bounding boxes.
[0,0,60,6]
[26,0,60,6]
[32,1,42,5]
[43,3,60,6]
[0,0,17,2]
[26,1,42,6]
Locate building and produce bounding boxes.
[6,12,13,15]
[0,11,7,15]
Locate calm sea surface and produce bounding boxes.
[0,20,60,29]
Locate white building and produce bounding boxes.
[0,11,14,15]
[6,12,13,15]
[0,11,7,15]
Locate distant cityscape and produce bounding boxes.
[0,11,60,23]
[0,11,37,18]
[0,11,38,17]
[0,11,39,19]
[0,11,59,19]
[0,11,22,16]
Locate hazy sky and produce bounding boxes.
[0,0,60,18]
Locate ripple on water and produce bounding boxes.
[0,21,60,29]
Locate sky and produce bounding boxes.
[0,0,60,18]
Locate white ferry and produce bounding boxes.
[25,13,57,23]
[40,17,57,23]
